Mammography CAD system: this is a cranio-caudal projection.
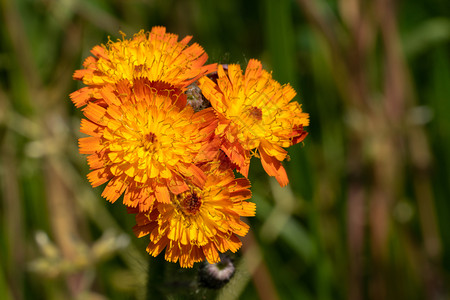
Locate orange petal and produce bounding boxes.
[290,125,308,146]
[260,140,287,162]
[179,35,193,45]
[232,201,256,217]
[80,119,103,137]
[83,102,108,125]
[100,85,122,106]
[73,69,92,81]
[79,137,102,154]
[90,45,108,60]
[244,59,263,81]
[70,87,94,108]
[229,188,252,202]
[87,151,107,169]
[259,145,289,187]
[146,237,169,257]
[193,107,218,137]
[133,222,157,238]
[195,135,221,163]
[229,221,250,237]
[87,168,111,187]
[123,184,145,208]
[222,234,242,252]
[168,175,188,194]
[155,184,170,203]
[231,177,251,190]
[202,242,220,265]
[101,177,127,203]
[220,140,250,177]
[197,76,223,110]
[138,194,156,212]
[133,210,151,226]
[187,164,206,187]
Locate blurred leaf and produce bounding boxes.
[403,18,450,58]
[254,193,317,263]
[0,262,13,300]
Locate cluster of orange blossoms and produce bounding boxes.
[71,26,309,268]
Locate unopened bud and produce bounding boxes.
[186,82,210,112]
[198,254,235,289]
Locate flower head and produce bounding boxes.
[71,27,310,270]
[79,78,217,211]
[131,166,255,268]
[198,59,309,186]
[71,26,216,108]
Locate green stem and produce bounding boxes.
[146,255,166,300]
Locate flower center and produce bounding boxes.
[176,189,202,215]
[134,64,145,73]
[143,132,158,150]
[248,106,262,121]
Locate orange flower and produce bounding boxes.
[131,166,255,268]
[79,78,217,212]
[70,26,216,108]
[198,59,309,186]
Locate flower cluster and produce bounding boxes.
[71,26,309,268]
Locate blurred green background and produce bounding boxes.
[1,0,449,299]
